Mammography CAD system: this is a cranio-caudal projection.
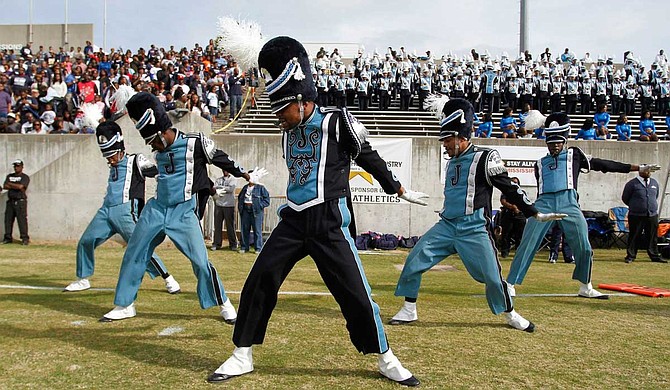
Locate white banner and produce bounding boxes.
[350,138,412,203]
[440,145,547,187]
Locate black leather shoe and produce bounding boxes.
[651,258,668,263]
[2,240,12,244]
[397,375,420,387]
[524,321,536,333]
[207,372,240,383]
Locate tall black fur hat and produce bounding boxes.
[258,36,317,113]
[543,113,571,143]
[96,121,125,158]
[126,92,172,143]
[437,98,474,140]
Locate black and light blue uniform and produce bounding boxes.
[394,144,537,315]
[508,147,631,286]
[233,106,402,354]
[113,131,246,309]
[76,154,169,280]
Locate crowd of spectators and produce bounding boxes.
[0,40,253,134]
[1,41,668,141]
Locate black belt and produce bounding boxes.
[8,199,26,202]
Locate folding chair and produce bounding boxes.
[585,212,615,249]
[608,206,629,248]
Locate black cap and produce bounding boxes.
[258,36,317,113]
[126,92,172,143]
[438,98,474,140]
[96,121,125,158]
[544,113,571,143]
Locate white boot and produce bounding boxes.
[388,301,417,325]
[164,275,181,294]
[100,303,136,322]
[578,282,609,299]
[64,278,90,292]
[378,349,420,386]
[504,309,535,332]
[207,346,254,383]
[507,282,516,297]
[220,298,237,324]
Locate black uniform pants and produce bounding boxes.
[499,210,526,256]
[213,205,237,249]
[626,214,661,261]
[232,198,389,354]
[4,199,28,242]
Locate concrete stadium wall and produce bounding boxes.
[0,24,93,52]
[0,112,212,241]
[2,120,669,240]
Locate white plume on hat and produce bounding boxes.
[110,85,136,116]
[217,16,265,70]
[80,103,104,130]
[423,94,450,120]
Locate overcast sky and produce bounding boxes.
[1,0,668,65]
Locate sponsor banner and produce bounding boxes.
[350,138,412,203]
[440,145,547,187]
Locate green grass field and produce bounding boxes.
[1,242,669,389]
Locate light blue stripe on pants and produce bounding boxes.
[507,189,592,285]
[76,200,168,279]
[113,197,228,308]
[394,208,513,315]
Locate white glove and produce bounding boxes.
[215,188,226,197]
[248,167,269,185]
[534,212,568,222]
[399,189,429,206]
[639,164,661,173]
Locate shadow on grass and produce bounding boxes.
[0,274,68,288]
[0,288,219,322]
[2,324,221,373]
[252,364,375,380]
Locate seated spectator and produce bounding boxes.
[499,107,518,138]
[49,117,69,134]
[575,118,603,140]
[639,110,658,141]
[164,91,176,111]
[61,111,77,133]
[20,112,35,133]
[475,113,493,138]
[40,108,56,132]
[517,103,531,137]
[615,114,632,141]
[188,93,211,121]
[665,114,670,140]
[5,113,21,133]
[593,103,611,139]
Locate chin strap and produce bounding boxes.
[297,94,304,124]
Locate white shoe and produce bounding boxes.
[164,275,181,294]
[63,278,90,292]
[507,283,516,297]
[220,298,237,324]
[100,303,136,322]
[388,301,417,325]
[578,282,609,299]
[207,347,254,382]
[504,309,535,332]
[378,349,420,386]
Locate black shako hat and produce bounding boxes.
[438,98,474,140]
[258,36,317,113]
[96,121,125,158]
[543,113,571,144]
[126,92,172,143]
